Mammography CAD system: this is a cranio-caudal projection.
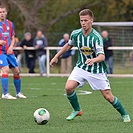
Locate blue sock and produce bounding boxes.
[1,74,8,95]
[13,75,21,94]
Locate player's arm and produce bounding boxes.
[85,54,105,66]
[50,43,72,67]
[7,21,16,54]
[7,35,15,55]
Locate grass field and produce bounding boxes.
[0,77,133,133]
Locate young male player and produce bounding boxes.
[50,9,131,122]
[0,4,26,99]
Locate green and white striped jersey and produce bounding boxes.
[68,28,107,73]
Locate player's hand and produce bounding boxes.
[0,40,6,46]
[85,58,95,66]
[50,57,58,67]
[7,47,13,55]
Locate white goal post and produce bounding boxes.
[93,22,133,26]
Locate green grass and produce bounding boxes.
[0,77,133,133]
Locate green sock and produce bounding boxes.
[111,96,128,116]
[67,91,80,111]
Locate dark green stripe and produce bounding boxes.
[93,63,97,73]
[99,62,102,73]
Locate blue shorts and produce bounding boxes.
[0,54,18,68]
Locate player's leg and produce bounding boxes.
[11,66,21,93]
[0,54,9,95]
[66,80,80,111]
[1,66,9,95]
[17,53,22,71]
[0,54,17,99]
[11,67,26,99]
[100,89,131,122]
[87,72,131,122]
[8,54,26,98]
[1,66,17,99]
[65,67,85,120]
[65,80,82,120]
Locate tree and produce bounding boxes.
[1,0,132,45]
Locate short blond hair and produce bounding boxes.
[79,9,94,19]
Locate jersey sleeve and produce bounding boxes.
[95,35,104,55]
[68,31,76,46]
[7,20,15,37]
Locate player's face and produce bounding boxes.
[0,7,7,22]
[80,15,93,32]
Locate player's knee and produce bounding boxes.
[65,84,74,94]
[13,69,20,76]
[1,66,10,74]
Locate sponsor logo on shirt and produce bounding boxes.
[2,32,9,37]
[80,46,94,56]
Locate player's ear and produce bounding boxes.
[90,17,94,24]
[5,9,8,15]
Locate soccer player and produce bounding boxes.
[50,9,131,122]
[0,4,26,99]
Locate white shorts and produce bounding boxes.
[68,67,111,91]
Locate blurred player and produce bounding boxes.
[0,4,26,99]
[50,9,131,122]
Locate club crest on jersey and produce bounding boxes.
[0,60,3,64]
[7,26,9,30]
[80,46,94,56]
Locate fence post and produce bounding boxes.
[46,47,50,77]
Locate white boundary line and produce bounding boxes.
[7,73,133,77]
[64,90,92,96]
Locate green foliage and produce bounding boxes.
[107,0,133,21]
[0,77,132,133]
[2,0,133,44]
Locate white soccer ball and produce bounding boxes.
[34,108,50,125]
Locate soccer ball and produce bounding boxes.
[34,108,50,125]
